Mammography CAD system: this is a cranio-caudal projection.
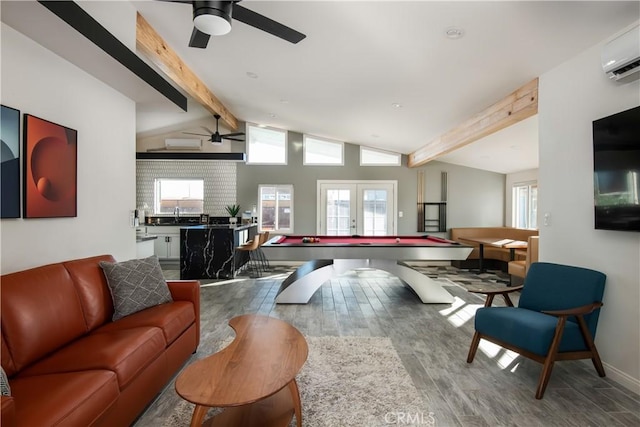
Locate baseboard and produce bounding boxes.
[598,360,640,395]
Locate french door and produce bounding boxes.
[317,180,397,235]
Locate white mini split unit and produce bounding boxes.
[164,139,202,150]
[601,24,640,81]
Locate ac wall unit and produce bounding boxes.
[164,139,202,150]
[601,24,640,81]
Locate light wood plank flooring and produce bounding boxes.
[134,265,639,427]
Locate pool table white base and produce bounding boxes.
[275,259,455,304]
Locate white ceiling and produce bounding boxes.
[4,1,639,174]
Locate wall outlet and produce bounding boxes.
[543,212,551,226]
[399,211,403,218]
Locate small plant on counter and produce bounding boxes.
[225,204,241,218]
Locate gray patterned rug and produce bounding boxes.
[162,336,429,427]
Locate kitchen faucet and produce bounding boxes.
[174,206,180,222]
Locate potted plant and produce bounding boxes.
[225,204,241,224]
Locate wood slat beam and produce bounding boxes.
[136,12,238,130]
[408,78,538,168]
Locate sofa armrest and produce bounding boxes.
[1,395,15,427]
[167,280,200,349]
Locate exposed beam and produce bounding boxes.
[136,12,238,130]
[408,78,538,168]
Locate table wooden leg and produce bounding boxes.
[288,378,302,427]
[190,404,209,427]
[478,244,485,273]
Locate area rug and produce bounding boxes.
[162,336,429,427]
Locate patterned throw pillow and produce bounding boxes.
[99,255,172,321]
[1,366,10,396]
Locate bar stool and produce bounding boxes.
[256,231,270,271]
[235,236,262,277]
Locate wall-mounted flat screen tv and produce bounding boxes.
[593,105,640,231]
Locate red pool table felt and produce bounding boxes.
[272,235,460,246]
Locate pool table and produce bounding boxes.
[261,235,473,304]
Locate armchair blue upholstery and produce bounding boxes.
[467,262,606,399]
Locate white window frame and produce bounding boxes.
[153,178,204,215]
[303,134,344,165]
[246,123,288,165]
[258,184,294,234]
[512,181,538,230]
[360,146,402,166]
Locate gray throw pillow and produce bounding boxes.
[99,255,172,321]
[1,366,10,396]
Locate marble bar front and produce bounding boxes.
[180,224,257,280]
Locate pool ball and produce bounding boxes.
[396,238,401,243]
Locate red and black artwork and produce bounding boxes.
[23,114,77,218]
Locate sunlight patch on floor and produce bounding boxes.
[439,297,482,327]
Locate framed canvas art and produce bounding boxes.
[23,114,77,218]
[1,105,21,218]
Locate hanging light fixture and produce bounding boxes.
[193,1,233,36]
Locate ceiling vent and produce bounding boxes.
[602,24,640,81]
[164,138,202,150]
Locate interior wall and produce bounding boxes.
[538,23,640,392]
[0,24,136,274]
[505,168,539,227]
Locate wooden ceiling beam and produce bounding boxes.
[136,12,238,130]
[408,78,538,168]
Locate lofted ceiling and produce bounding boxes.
[3,1,639,174]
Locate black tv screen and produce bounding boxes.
[593,105,640,231]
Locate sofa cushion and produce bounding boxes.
[0,367,10,396]
[1,263,88,373]
[19,327,165,389]
[10,370,118,427]
[475,307,588,356]
[99,256,172,321]
[96,301,195,346]
[64,255,117,331]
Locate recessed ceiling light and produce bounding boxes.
[246,72,259,79]
[371,134,380,138]
[445,27,465,40]
[391,103,402,108]
[258,124,267,128]
[269,113,277,118]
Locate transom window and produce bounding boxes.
[258,185,294,233]
[360,146,401,166]
[512,182,538,229]
[246,124,287,164]
[303,135,344,165]
[154,178,204,215]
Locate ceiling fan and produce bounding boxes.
[157,1,306,48]
[183,114,245,144]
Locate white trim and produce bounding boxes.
[258,184,294,234]
[595,360,640,395]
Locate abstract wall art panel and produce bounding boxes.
[23,114,77,218]
[1,105,21,218]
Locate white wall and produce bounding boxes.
[0,24,137,274]
[505,168,539,227]
[538,24,640,393]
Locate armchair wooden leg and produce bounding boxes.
[536,317,567,399]
[467,332,481,363]
[576,316,606,377]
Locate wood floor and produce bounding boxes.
[134,265,640,427]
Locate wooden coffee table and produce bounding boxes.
[175,314,308,427]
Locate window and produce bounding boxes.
[512,182,538,229]
[258,185,293,233]
[360,146,401,166]
[246,124,287,164]
[303,135,344,165]
[154,178,204,215]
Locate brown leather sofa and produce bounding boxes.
[450,227,539,270]
[1,255,200,427]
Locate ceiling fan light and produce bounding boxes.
[194,13,231,36]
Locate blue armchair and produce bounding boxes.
[466,262,607,399]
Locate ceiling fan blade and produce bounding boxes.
[221,132,245,138]
[183,132,209,136]
[189,27,210,48]
[233,4,306,44]
[202,126,215,134]
[223,137,245,142]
